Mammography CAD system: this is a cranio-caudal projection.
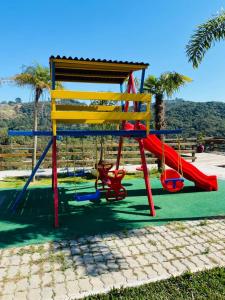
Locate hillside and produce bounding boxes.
[0,99,225,139]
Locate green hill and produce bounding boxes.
[0,99,225,140]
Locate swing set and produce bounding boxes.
[9,55,186,228]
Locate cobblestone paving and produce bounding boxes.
[0,219,225,300]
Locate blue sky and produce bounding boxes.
[0,0,225,102]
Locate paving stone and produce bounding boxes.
[21,254,32,264]
[75,266,87,277]
[126,257,140,268]
[16,278,29,292]
[132,267,148,281]
[144,253,158,264]
[99,273,116,287]
[89,277,106,290]
[42,262,52,273]
[27,288,42,300]
[51,262,62,271]
[0,257,11,267]
[78,278,93,292]
[143,265,158,279]
[10,255,21,266]
[30,264,40,275]
[7,266,19,279]
[135,256,149,266]
[161,250,174,261]
[1,249,12,257]
[29,274,41,289]
[54,282,68,298]
[171,259,188,273]
[64,268,76,281]
[2,281,16,294]
[42,273,53,287]
[14,291,27,300]
[0,268,7,279]
[179,258,198,270]
[41,286,54,299]
[53,271,65,284]
[136,244,149,254]
[152,264,170,277]
[19,265,30,277]
[163,261,178,275]
[0,294,15,300]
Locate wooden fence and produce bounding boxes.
[0,137,197,171]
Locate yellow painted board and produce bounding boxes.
[51,90,151,102]
[56,105,121,112]
[56,119,120,124]
[51,111,150,121]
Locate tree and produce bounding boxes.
[144,72,192,170]
[13,63,62,180]
[186,11,225,68]
[15,97,22,104]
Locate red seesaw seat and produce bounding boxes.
[106,169,127,201]
[95,162,113,190]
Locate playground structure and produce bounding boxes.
[8,56,218,228]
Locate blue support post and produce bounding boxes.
[120,83,124,112]
[11,138,53,212]
[138,69,146,111]
[51,61,56,192]
[51,62,56,90]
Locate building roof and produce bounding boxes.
[49,56,149,84]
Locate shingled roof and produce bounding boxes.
[49,56,149,84]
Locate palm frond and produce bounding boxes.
[186,11,225,68]
[13,63,63,91]
[159,72,192,97]
[144,75,159,94]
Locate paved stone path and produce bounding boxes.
[0,218,225,300]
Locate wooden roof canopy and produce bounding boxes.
[50,56,149,84]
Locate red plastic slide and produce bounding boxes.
[125,123,218,191]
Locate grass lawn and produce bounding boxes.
[84,267,225,300]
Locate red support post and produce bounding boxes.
[138,139,155,216]
[52,136,59,228]
[116,74,133,170]
[126,73,155,216]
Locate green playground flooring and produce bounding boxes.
[0,178,224,249]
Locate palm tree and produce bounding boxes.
[144,72,192,170]
[186,11,225,68]
[14,63,62,180]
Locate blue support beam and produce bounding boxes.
[120,83,124,112]
[9,129,182,137]
[138,69,146,111]
[11,138,53,212]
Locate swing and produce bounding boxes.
[66,138,88,177]
[160,137,184,193]
[74,189,101,202]
[74,138,101,203]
